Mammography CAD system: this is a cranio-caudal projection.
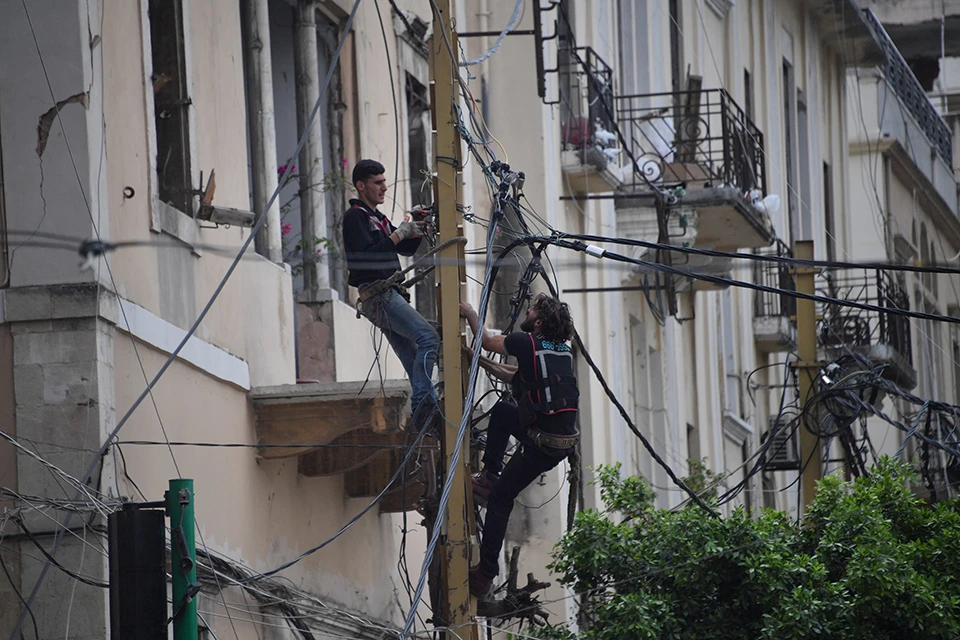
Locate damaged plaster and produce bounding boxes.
[35,92,88,157]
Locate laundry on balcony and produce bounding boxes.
[557,47,624,193]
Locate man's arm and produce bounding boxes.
[458,302,507,355]
[343,209,398,256]
[462,346,517,382]
[343,211,422,253]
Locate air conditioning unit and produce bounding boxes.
[762,415,800,470]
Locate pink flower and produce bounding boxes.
[278,164,296,175]
[340,157,349,169]
[281,223,293,236]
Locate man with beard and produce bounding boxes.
[458,293,580,597]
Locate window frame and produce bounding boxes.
[0,105,8,289]
[139,0,203,252]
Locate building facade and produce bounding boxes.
[1,0,958,638]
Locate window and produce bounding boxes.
[797,90,812,240]
[618,0,649,95]
[0,114,8,288]
[782,59,798,242]
[954,340,960,404]
[407,74,436,322]
[721,289,739,416]
[687,423,700,465]
[669,0,682,94]
[744,69,753,121]
[823,162,836,262]
[148,0,193,215]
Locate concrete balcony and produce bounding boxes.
[560,148,624,194]
[752,241,797,353]
[250,379,437,513]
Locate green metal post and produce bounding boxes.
[167,479,198,640]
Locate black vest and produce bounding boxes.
[515,336,579,426]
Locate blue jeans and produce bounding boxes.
[360,287,440,413]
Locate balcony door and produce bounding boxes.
[617,0,649,96]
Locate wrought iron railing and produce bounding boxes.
[818,269,913,365]
[861,8,953,167]
[558,47,616,160]
[615,89,766,193]
[753,240,796,319]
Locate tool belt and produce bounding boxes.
[527,427,579,452]
[355,279,409,318]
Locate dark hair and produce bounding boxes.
[352,159,385,188]
[531,293,574,342]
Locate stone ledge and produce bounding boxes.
[3,283,118,325]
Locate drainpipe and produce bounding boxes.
[295,0,331,293]
[244,0,282,262]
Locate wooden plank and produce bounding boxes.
[250,380,410,459]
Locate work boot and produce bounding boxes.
[412,402,440,434]
[469,565,494,599]
[472,470,497,508]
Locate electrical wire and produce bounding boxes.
[529,234,960,326]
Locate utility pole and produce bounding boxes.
[429,1,475,637]
[793,240,822,515]
[167,479,198,640]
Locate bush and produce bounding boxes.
[538,458,960,640]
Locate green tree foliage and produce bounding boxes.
[539,459,960,640]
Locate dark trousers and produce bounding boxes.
[478,402,566,578]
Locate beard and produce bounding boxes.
[520,316,536,333]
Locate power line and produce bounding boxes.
[531,235,960,326]
[558,232,960,276]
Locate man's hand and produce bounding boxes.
[459,302,477,320]
[393,220,424,242]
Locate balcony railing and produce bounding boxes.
[861,8,953,167]
[615,88,766,194]
[753,240,796,319]
[819,269,913,366]
[558,46,616,157]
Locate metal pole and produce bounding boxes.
[793,240,822,515]
[429,2,475,637]
[167,479,198,640]
[294,0,330,292]
[243,0,282,262]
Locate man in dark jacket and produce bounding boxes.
[343,159,440,428]
[459,293,580,597]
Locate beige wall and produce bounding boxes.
[114,337,411,624]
